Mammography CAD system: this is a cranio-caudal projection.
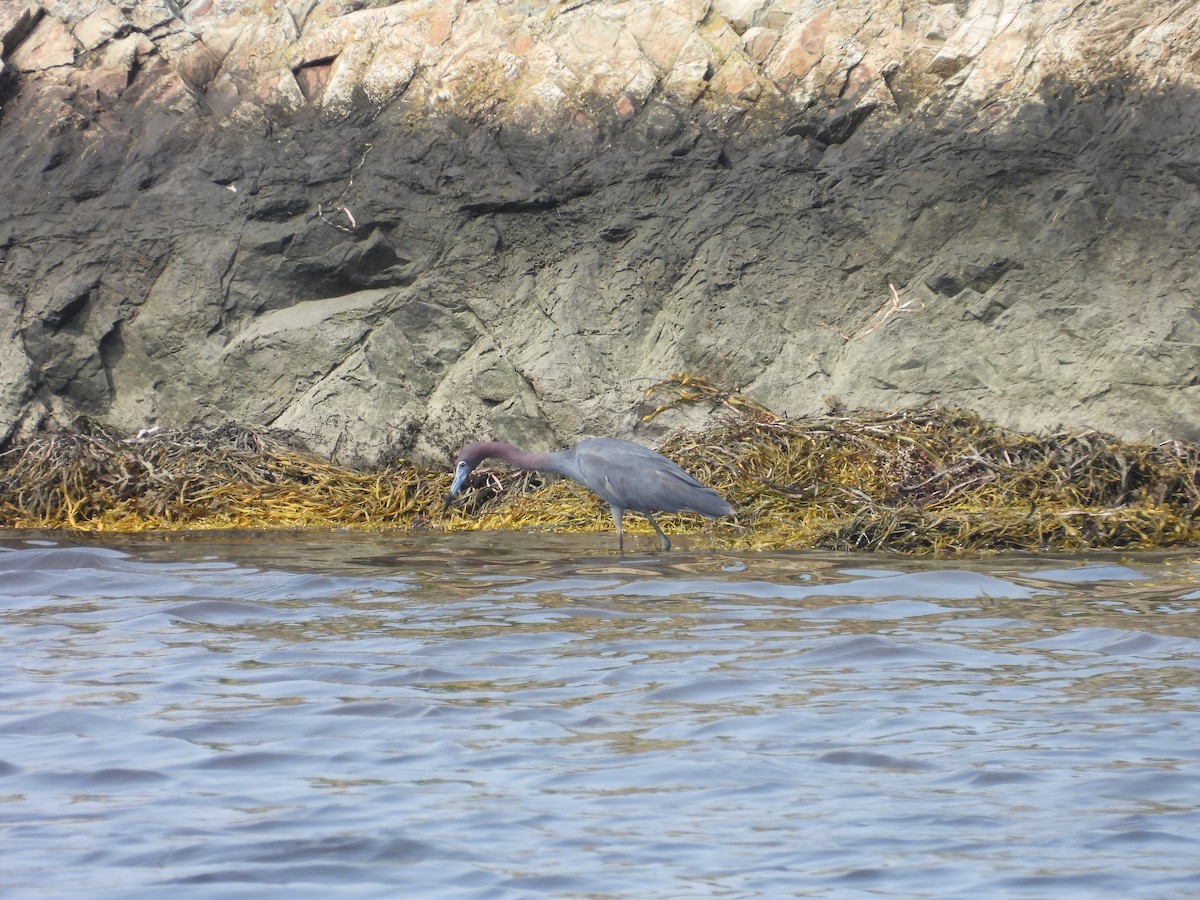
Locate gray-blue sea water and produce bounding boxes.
[2,531,1199,898]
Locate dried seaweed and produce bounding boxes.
[644,375,1200,552]
[2,375,1198,553]
[0,422,443,531]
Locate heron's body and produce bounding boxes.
[446,437,734,552]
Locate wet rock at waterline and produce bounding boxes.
[1,0,1199,465]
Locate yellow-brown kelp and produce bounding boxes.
[0,421,439,532]
[644,377,1200,552]
[2,377,1198,553]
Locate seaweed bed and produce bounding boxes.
[2,375,1198,553]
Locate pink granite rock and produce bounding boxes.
[9,14,78,71]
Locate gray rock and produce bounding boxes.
[1,0,1199,465]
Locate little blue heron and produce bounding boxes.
[445,437,735,552]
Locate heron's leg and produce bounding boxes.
[611,506,624,554]
[645,513,671,552]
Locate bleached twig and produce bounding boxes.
[315,142,374,233]
[828,282,927,343]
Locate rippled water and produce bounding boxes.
[2,531,1199,898]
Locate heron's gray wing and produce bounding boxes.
[573,439,731,516]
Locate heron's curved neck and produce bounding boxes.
[476,441,574,478]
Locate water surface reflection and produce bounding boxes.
[2,532,1199,898]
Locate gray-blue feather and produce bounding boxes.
[569,438,733,518]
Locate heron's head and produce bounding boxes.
[443,443,490,510]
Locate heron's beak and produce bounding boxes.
[443,463,469,511]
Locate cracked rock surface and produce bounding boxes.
[1,0,1198,464]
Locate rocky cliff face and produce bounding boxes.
[2,0,1198,465]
